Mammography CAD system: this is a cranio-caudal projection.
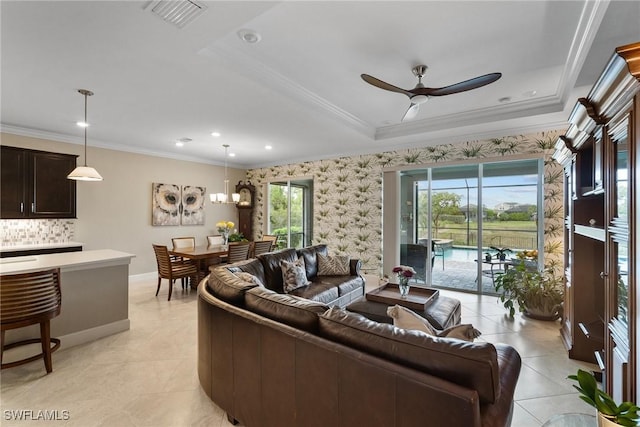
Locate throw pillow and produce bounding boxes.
[280,257,310,293]
[439,324,482,341]
[317,253,350,276]
[386,304,437,335]
[386,305,481,342]
[235,272,264,287]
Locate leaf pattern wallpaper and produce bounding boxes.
[247,129,565,276]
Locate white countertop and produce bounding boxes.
[0,242,84,252]
[0,249,135,274]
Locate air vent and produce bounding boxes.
[148,0,207,29]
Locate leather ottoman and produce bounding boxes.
[346,295,461,330]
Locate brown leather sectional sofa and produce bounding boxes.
[215,244,365,307]
[198,246,521,427]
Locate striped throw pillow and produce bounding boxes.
[317,253,350,276]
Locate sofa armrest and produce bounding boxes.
[350,259,362,276]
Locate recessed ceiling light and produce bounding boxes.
[229,152,236,157]
[265,145,272,150]
[176,142,184,147]
[211,131,221,137]
[498,96,511,103]
[238,29,261,44]
[76,121,89,128]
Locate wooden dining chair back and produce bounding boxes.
[1,268,62,373]
[206,235,225,247]
[171,237,196,250]
[262,234,281,251]
[226,242,251,263]
[251,240,274,258]
[152,244,198,301]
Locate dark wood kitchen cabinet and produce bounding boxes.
[1,146,78,219]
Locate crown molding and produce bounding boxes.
[199,42,375,139]
[555,0,610,104]
[0,124,237,168]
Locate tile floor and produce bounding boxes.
[0,277,598,427]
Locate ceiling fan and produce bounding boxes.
[361,65,502,122]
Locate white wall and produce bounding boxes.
[1,133,246,275]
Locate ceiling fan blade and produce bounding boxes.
[411,72,502,97]
[402,103,420,122]
[361,74,412,97]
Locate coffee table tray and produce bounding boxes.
[366,284,439,311]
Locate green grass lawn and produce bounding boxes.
[422,220,537,250]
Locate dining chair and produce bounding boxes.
[172,237,196,250]
[206,235,225,247]
[251,240,274,258]
[202,235,226,271]
[152,244,198,301]
[225,242,251,263]
[262,234,279,250]
[1,268,62,373]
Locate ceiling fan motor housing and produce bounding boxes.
[412,65,428,78]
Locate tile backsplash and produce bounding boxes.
[0,219,75,246]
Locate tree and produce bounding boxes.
[431,192,462,236]
[269,184,288,230]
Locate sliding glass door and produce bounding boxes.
[400,159,542,294]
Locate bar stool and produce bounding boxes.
[1,268,62,374]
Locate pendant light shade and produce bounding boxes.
[67,165,103,181]
[68,89,103,181]
[210,144,240,204]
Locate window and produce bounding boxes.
[268,179,313,249]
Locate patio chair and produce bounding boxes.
[400,244,434,282]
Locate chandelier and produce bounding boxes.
[210,144,240,204]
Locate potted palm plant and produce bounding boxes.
[493,258,564,319]
[489,246,512,261]
[568,369,639,426]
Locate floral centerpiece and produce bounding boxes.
[392,265,416,298]
[216,221,234,245]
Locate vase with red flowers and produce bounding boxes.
[392,265,416,298]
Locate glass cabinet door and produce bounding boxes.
[607,111,631,403]
[609,114,629,330]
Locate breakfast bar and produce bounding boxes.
[0,249,135,349]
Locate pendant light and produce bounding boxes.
[210,144,240,204]
[67,89,103,181]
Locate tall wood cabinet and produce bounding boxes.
[554,41,640,402]
[1,146,78,219]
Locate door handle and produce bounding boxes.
[600,272,607,279]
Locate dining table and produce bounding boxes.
[169,245,228,287]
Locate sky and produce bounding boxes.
[418,174,538,209]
